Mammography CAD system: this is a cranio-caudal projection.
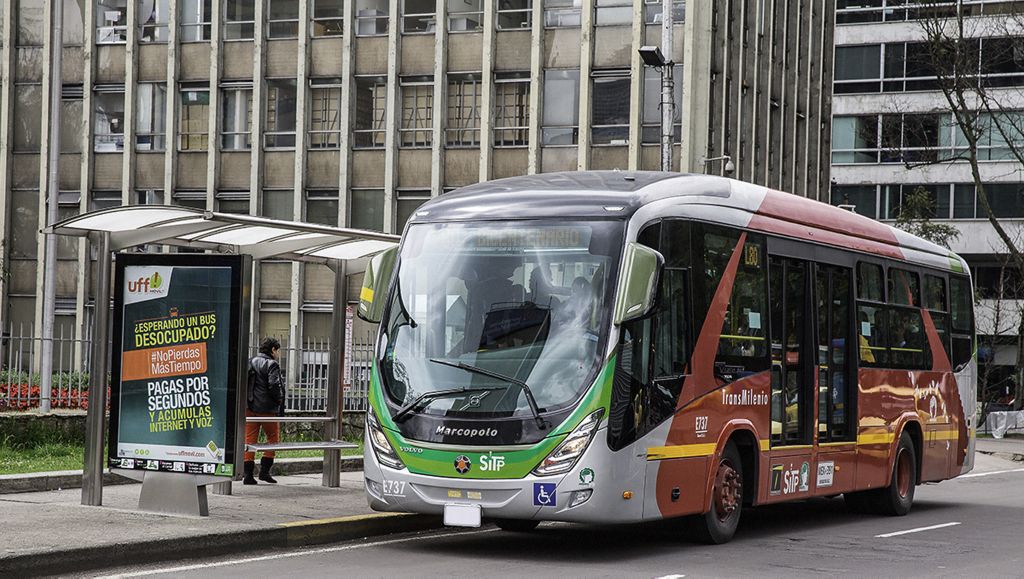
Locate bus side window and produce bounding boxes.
[856,262,888,367]
[950,275,974,370]
[924,274,951,361]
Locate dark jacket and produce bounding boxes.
[248,353,285,414]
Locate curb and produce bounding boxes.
[0,512,442,577]
[0,456,364,495]
[976,449,1024,463]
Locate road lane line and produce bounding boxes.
[959,467,1024,479]
[875,522,961,538]
[96,528,500,578]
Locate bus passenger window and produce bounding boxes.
[949,275,974,370]
[857,305,888,367]
[715,237,769,382]
[858,262,884,302]
[889,268,920,307]
[889,307,929,369]
[924,274,951,360]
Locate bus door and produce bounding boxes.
[766,256,815,502]
[813,264,857,496]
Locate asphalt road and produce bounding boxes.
[93,453,1024,579]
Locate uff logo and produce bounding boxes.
[128,271,164,293]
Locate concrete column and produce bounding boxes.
[206,0,223,210]
[0,6,15,333]
[249,0,267,339]
[479,0,497,183]
[382,0,401,232]
[430,0,448,196]
[679,0,712,173]
[290,0,313,385]
[163,0,180,200]
[526,0,543,174]
[338,0,357,225]
[576,0,595,170]
[626,0,644,172]
[120,0,140,205]
[35,0,59,374]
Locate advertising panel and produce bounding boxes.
[108,254,248,477]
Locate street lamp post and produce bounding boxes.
[639,0,675,173]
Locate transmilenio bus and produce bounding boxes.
[358,172,976,543]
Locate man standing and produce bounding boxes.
[245,337,286,485]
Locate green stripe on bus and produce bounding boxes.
[949,254,965,273]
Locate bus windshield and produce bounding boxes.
[378,220,623,419]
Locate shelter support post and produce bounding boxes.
[82,232,111,506]
[323,259,348,487]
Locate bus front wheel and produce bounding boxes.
[690,441,743,544]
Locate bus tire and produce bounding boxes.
[493,519,540,532]
[874,431,917,516]
[691,441,744,544]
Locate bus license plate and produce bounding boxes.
[444,503,481,527]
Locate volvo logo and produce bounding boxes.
[454,455,472,474]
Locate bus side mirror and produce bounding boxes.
[357,246,398,323]
[613,242,664,325]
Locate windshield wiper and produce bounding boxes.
[393,386,502,423]
[429,358,548,430]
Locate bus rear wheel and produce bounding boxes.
[874,431,917,516]
[690,441,743,544]
[493,519,540,532]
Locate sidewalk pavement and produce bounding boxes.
[975,436,1024,462]
[0,469,441,577]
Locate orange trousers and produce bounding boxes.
[244,409,280,461]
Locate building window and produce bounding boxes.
[136,83,167,151]
[173,190,207,209]
[836,0,1018,25]
[402,0,434,33]
[216,191,250,214]
[831,184,878,219]
[400,76,434,148]
[306,190,340,226]
[354,76,387,148]
[350,189,385,231]
[180,0,212,42]
[641,65,682,144]
[268,0,300,38]
[263,189,294,220]
[595,0,632,26]
[16,0,46,47]
[831,115,879,163]
[310,78,343,149]
[179,85,210,151]
[832,113,961,164]
[91,191,122,211]
[13,84,43,151]
[63,0,86,46]
[94,87,125,152]
[313,0,345,36]
[355,0,389,35]
[446,74,482,147]
[591,69,630,145]
[60,87,84,154]
[497,0,532,30]
[139,0,170,42]
[543,0,580,27]
[449,0,483,32]
[224,0,256,40]
[542,69,579,145]
[221,86,253,150]
[396,190,431,231]
[266,79,298,148]
[643,0,684,25]
[833,44,882,93]
[494,72,529,147]
[136,189,165,205]
[96,0,128,44]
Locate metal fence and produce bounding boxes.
[0,323,96,410]
[0,323,376,413]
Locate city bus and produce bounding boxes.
[358,172,976,543]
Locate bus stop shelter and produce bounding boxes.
[46,206,399,508]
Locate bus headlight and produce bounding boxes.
[367,409,405,470]
[532,408,604,476]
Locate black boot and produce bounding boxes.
[259,456,278,483]
[243,460,258,485]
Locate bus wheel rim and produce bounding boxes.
[714,459,741,522]
[896,448,912,498]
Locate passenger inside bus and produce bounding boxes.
[858,310,875,364]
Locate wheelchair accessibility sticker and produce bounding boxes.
[534,483,556,507]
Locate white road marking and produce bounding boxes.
[654,575,686,579]
[96,528,500,578]
[875,522,961,538]
[959,467,1024,479]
